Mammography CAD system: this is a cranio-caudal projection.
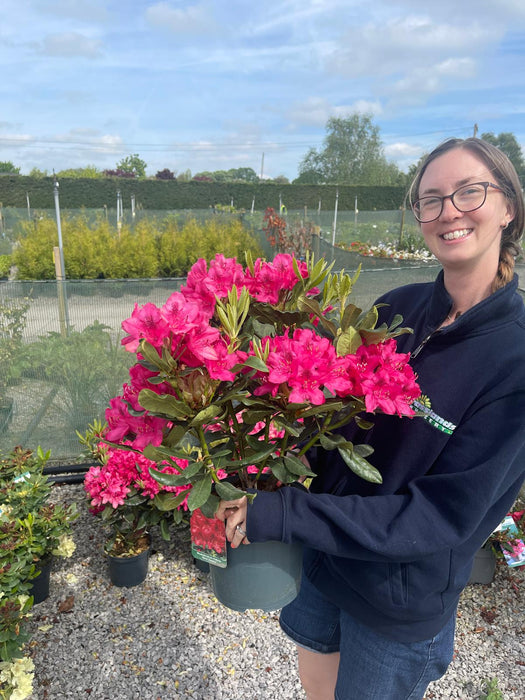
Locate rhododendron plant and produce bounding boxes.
[93,252,420,519]
[82,422,196,555]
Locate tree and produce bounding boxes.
[481,132,525,183]
[0,161,20,175]
[155,168,176,180]
[115,154,147,178]
[177,169,192,182]
[296,114,403,185]
[56,165,101,179]
[268,175,290,185]
[192,167,259,183]
[29,167,49,177]
[227,167,259,183]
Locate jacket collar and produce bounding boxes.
[425,270,522,336]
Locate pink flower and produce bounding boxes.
[181,254,246,314]
[245,254,311,304]
[205,341,248,381]
[356,340,420,416]
[121,302,171,353]
[105,395,165,450]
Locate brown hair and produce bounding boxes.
[409,137,524,291]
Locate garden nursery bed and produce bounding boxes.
[22,483,525,699]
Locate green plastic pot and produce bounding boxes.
[210,540,303,612]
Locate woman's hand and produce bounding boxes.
[215,496,250,548]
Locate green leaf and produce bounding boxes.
[138,340,162,366]
[359,327,388,345]
[189,404,223,427]
[241,355,268,372]
[354,443,374,458]
[268,458,296,484]
[296,295,337,335]
[336,327,362,356]
[355,417,375,430]
[242,410,271,425]
[341,303,362,331]
[200,493,220,518]
[282,453,316,477]
[214,481,246,500]
[319,433,347,450]
[153,491,188,512]
[357,306,379,331]
[219,443,275,468]
[337,444,382,484]
[160,518,171,541]
[125,493,146,506]
[251,318,276,338]
[138,389,192,419]
[163,424,188,447]
[299,401,344,418]
[187,476,213,511]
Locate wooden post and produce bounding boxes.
[53,247,68,338]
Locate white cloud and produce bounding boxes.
[389,58,477,101]
[41,0,109,23]
[39,32,102,58]
[145,2,218,35]
[328,16,495,80]
[287,97,382,128]
[384,142,422,159]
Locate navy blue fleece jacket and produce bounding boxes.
[246,271,525,642]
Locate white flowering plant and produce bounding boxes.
[0,446,78,699]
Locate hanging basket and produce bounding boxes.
[210,540,303,612]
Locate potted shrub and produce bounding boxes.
[81,422,192,587]
[93,252,421,610]
[0,446,77,700]
[0,297,30,432]
[0,446,78,601]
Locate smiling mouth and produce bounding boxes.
[441,228,472,241]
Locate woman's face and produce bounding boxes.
[417,148,513,274]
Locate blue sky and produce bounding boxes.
[1,0,525,180]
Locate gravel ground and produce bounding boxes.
[26,483,524,700]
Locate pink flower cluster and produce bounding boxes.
[255,332,419,416]
[181,253,310,310]
[107,254,317,448]
[103,253,420,470]
[84,445,191,511]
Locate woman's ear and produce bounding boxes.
[502,202,515,229]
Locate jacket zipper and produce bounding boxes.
[411,331,434,359]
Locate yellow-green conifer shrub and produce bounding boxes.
[13,218,57,279]
[114,220,158,278]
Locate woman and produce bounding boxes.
[216,138,525,700]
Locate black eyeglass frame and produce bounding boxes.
[411,181,504,223]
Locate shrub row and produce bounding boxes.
[0,176,407,212]
[12,214,263,280]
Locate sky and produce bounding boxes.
[1,0,525,181]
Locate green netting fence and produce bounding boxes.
[1,219,521,464]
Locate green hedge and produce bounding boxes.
[0,176,407,212]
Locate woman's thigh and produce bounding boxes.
[335,611,456,700]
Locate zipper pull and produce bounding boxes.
[411,332,433,359]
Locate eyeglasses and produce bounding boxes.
[412,181,504,223]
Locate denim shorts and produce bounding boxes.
[279,573,456,700]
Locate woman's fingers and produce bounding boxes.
[215,497,250,547]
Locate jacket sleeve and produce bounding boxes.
[246,391,525,563]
